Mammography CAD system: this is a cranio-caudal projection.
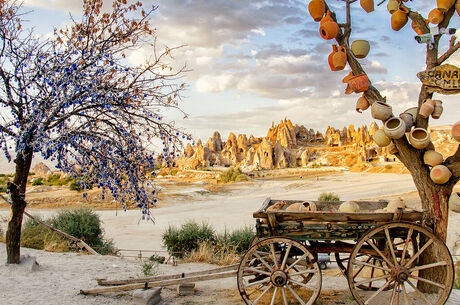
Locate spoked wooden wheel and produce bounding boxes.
[348,222,454,305]
[336,237,417,291]
[237,237,322,305]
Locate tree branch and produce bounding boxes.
[438,42,460,64]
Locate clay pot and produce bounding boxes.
[356,95,370,113]
[425,99,437,107]
[431,100,443,119]
[351,40,370,59]
[387,0,400,14]
[456,1,460,16]
[452,121,460,142]
[384,117,406,139]
[429,8,444,24]
[384,198,405,212]
[391,6,409,31]
[320,11,339,40]
[371,101,392,120]
[339,201,360,212]
[360,0,374,13]
[430,165,452,184]
[308,0,326,22]
[399,113,413,132]
[424,150,444,167]
[373,128,392,147]
[437,0,455,12]
[409,128,430,149]
[349,74,369,93]
[329,45,347,71]
[449,192,460,213]
[419,101,434,119]
[286,201,317,212]
[404,107,418,119]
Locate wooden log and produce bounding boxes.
[24,211,99,255]
[81,270,237,295]
[97,264,238,286]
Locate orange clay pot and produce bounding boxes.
[456,1,460,16]
[320,11,339,40]
[391,6,410,31]
[429,8,444,24]
[356,95,370,113]
[452,120,460,142]
[437,0,455,12]
[308,0,326,22]
[349,74,370,93]
[387,0,400,14]
[360,0,374,13]
[332,45,347,70]
[419,101,434,119]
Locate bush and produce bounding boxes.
[184,242,240,266]
[69,179,93,192]
[32,177,44,186]
[162,221,216,257]
[217,226,254,254]
[318,192,340,202]
[218,167,247,183]
[45,174,73,186]
[21,217,70,252]
[51,208,115,254]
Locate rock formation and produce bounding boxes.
[175,119,391,170]
[32,162,52,177]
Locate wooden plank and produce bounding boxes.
[81,270,236,295]
[24,211,99,255]
[97,264,238,286]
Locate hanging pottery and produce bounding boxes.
[308,0,326,22]
[331,45,347,70]
[449,192,460,213]
[424,150,444,167]
[456,1,460,16]
[430,100,443,119]
[437,0,455,12]
[349,74,369,93]
[373,128,392,147]
[328,45,340,71]
[356,95,370,113]
[351,40,370,59]
[419,101,434,119]
[399,113,413,132]
[409,128,430,149]
[404,107,418,119]
[430,165,452,184]
[384,117,406,139]
[387,0,400,14]
[320,11,339,40]
[391,7,410,31]
[371,101,392,120]
[428,8,444,24]
[360,0,374,13]
[452,121,460,142]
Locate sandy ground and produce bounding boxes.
[0,171,459,304]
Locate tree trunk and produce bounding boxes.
[6,147,33,264]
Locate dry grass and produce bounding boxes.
[183,242,240,266]
[455,261,460,290]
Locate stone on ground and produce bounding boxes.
[132,287,161,305]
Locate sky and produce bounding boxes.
[1,0,459,172]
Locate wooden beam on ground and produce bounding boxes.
[98,264,238,286]
[81,270,236,295]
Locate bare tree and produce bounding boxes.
[0,0,189,264]
[310,0,460,291]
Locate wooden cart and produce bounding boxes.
[237,198,454,305]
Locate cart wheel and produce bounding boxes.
[347,222,454,305]
[237,237,322,305]
[336,236,418,291]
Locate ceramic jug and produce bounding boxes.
[308,0,326,22]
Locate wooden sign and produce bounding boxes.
[417,64,460,95]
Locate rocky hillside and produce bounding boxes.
[176,119,392,170]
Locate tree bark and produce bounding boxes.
[6,147,33,264]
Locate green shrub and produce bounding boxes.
[69,178,93,191]
[217,226,254,254]
[21,217,69,252]
[162,221,215,257]
[318,192,340,202]
[218,167,246,183]
[32,177,44,186]
[45,174,73,186]
[51,208,115,254]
